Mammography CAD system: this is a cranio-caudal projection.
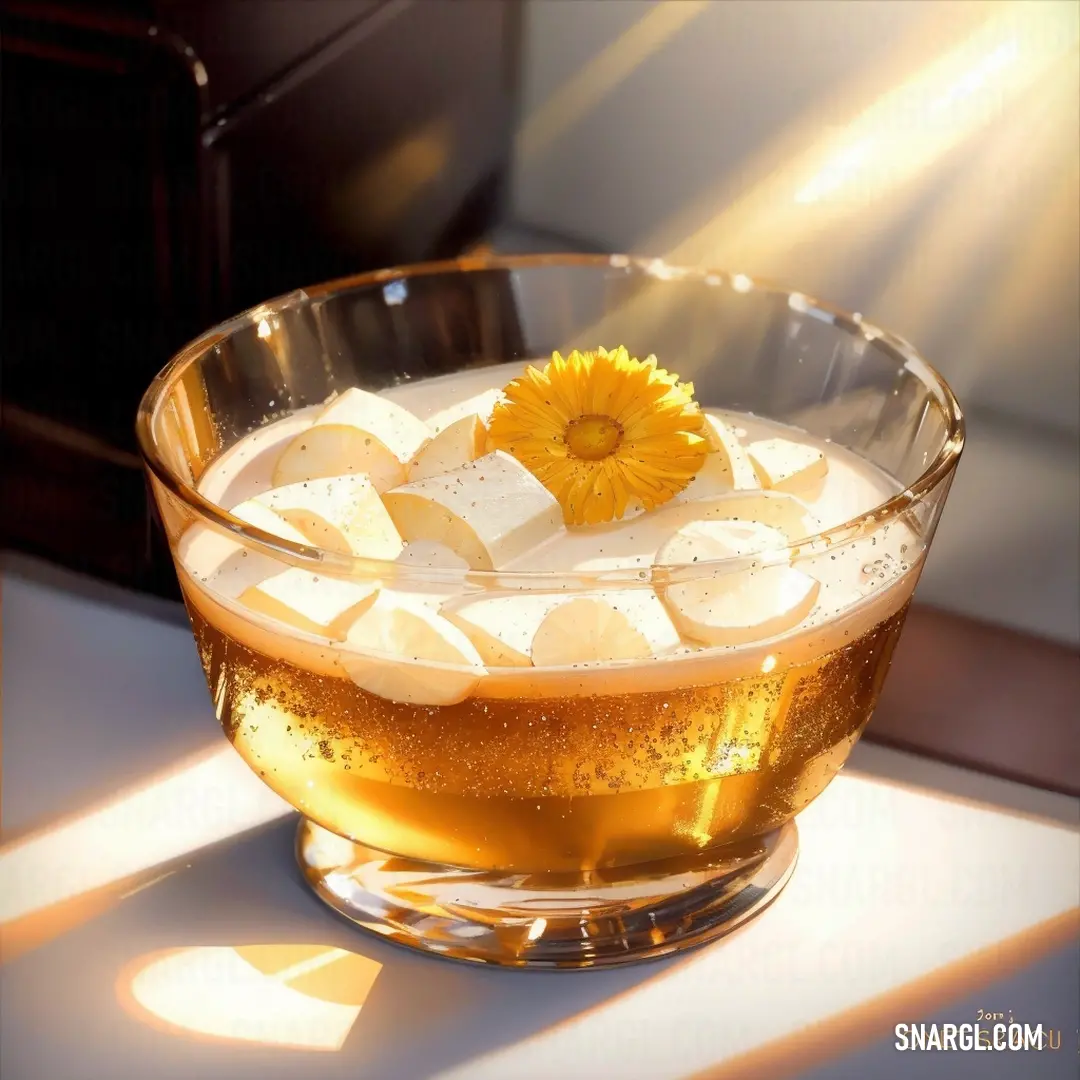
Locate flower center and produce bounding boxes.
[565,414,623,461]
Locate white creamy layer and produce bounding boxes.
[179,362,922,698]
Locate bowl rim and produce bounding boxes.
[135,253,965,587]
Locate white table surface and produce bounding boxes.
[2,553,1078,1080]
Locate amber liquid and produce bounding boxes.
[187,592,909,874]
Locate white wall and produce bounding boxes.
[513,0,1080,644]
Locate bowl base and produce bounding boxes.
[296,818,798,969]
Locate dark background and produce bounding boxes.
[1,0,589,595]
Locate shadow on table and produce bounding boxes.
[1,815,706,1080]
[0,556,708,1078]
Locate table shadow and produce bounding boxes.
[2,815,719,1080]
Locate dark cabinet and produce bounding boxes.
[1,0,522,595]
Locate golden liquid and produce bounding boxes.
[187,593,909,874]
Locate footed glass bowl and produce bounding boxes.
[137,255,963,968]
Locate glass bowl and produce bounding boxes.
[136,255,963,968]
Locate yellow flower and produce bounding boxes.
[488,346,711,525]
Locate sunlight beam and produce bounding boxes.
[665,0,1079,270]
[121,943,381,1052]
[559,1,1077,377]
[516,0,710,163]
[864,48,1078,402]
[0,744,292,926]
